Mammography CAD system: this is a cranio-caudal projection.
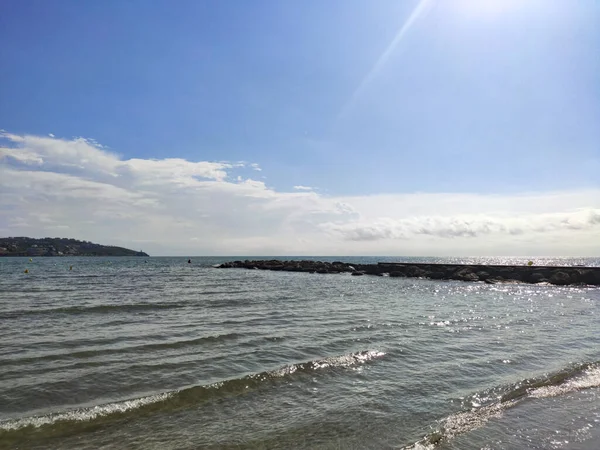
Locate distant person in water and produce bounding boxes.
[188,259,191,264]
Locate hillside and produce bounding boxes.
[0,237,149,257]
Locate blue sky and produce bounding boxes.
[1,0,599,255]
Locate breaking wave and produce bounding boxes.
[402,361,600,449]
[0,350,385,439]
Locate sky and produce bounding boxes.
[0,0,599,256]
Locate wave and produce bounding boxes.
[0,332,245,369]
[0,302,189,319]
[0,392,173,432]
[201,290,251,295]
[402,361,600,449]
[0,350,385,438]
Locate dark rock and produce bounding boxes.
[406,266,428,278]
[549,271,572,285]
[351,271,365,276]
[529,273,546,283]
[362,266,383,275]
[389,272,405,278]
[462,272,480,282]
[579,269,600,285]
[214,259,600,286]
[453,268,479,282]
[495,267,517,278]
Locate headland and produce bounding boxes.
[0,237,149,257]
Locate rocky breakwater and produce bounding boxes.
[216,260,600,286]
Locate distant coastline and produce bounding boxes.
[0,237,149,257]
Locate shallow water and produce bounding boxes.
[0,256,599,449]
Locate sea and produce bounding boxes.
[1,256,599,450]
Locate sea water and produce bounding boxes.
[1,256,599,449]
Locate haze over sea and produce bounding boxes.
[1,256,599,449]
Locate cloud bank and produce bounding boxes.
[1,131,599,256]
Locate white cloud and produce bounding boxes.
[321,210,600,241]
[1,131,599,256]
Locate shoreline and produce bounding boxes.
[216,259,600,286]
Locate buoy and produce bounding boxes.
[69,265,73,271]
[527,261,533,266]
[29,258,32,262]
[24,269,29,274]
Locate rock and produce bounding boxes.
[214,259,600,286]
[360,266,381,275]
[453,268,479,282]
[406,266,428,278]
[579,269,600,285]
[462,272,480,282]
[549,271,572,285]
[529,273,546,283]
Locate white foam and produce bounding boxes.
[401,442,436,450]
[270,350,386,376]
[441,400,518,439]
[529,366,600,398]
[0,392,173,431]
[401,364,600,449]
[1,351,387,432]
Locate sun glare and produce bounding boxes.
[456,0,520,16]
